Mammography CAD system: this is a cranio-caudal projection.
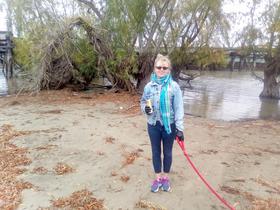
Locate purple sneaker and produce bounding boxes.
[151,179,162,192]
[161,177,171,192]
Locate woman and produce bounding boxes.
[140,54,184,192]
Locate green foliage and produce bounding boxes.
[107,47,138,80]
[193,47,227,69]
[100,0,148,82]
[127,0,148,34]
[170,46,192,67]
[104,0,148,50]
[170,46,227,70]
[13,37,39,70]
[70,37,98,83]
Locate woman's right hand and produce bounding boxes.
[145,106,152,115]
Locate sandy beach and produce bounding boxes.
[0,90,279,210]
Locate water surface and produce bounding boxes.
[0,70,8,96]
[182,71,280,121]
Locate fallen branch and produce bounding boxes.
[179,72,200,88]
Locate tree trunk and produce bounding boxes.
[171,64,182,82]
[259,98,280,119]
[137,75,151,93]
[136,52,155,93]
[260,55,280,99]
[260,70,280,99]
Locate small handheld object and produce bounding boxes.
[146,99,153,114]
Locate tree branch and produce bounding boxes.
[187,7,210,45]
[76,0,103,20]
[144,0,171,51]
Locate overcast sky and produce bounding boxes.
[223,0,265,31]
[0,0,6,31]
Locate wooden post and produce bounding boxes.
[6,33,13,79]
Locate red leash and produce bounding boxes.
[176,137,235,210]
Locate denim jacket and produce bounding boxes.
[140,80,184,131]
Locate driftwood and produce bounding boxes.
[91,83,112,89]
[179,72,200,88]
[250,70,264,82]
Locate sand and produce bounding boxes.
[0,90,279,210]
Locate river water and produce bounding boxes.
[182,71,280,121]
[0,69,8,96]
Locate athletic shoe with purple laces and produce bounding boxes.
[151,178,162,192]
[161,177,171,192]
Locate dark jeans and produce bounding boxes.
[147,121,176,173]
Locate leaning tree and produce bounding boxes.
[39,17,138,92]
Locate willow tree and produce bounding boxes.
[132,0,225,88]
[5,0,89,68]
[166,0,225,80]
[76,0,174,91]
[259,0,280,99]
[5,0,84,37]
[101,0,149,92]
[236,0,280,99]
[134,0,176,90]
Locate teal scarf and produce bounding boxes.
[151,73,172,134]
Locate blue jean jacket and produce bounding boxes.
[140,80,184,131]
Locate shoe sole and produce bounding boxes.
[161,186,171,192]
[151,188,160,193]
[151,184,162,193]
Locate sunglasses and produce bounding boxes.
[155,66,169,70]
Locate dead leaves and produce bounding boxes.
[120,175,130,183]
[135,200,167,210]
[221,185,280,210]
[51,189,106,210]
[122,150,140,168]
[54,162,75,175]
[0,124,33,209]
[105,136,115,144]
[32,167,48,175]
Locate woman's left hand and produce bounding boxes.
[176,130,184,141]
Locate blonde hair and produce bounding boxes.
[154,54,171,68]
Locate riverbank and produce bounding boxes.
[0,90,279,210]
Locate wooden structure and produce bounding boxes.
[227,49,266,71]
[0,31,13,79]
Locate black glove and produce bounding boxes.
[176,129,184,141]
[145,106,152,115]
